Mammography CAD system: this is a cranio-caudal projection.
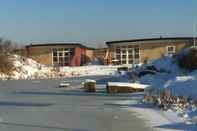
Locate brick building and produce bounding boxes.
[23,43,94,66]
[106,37,196,65]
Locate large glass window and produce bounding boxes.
[115,45,140,65]
[52,48,75,66]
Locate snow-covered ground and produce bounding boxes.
[125,102,187,131]
[106,92,196,131]
[59,65,119,77]
[122,54,197,130]
[0,55,120,80]
[108,98,182,131]
[1,53,197,130]
[140,56,197,98]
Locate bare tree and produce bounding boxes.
[0,38,16,74]
[0,38,15,54]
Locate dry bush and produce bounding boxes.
[0,55,15,75]
[0,39,15,54]
[178,48,197,71]
[0,38,16,75]
[144,89,191,111]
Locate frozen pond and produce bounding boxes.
[0,75,151,131]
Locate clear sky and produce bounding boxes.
[0,0,196,47]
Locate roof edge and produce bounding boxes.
[106,37,197,46]
[26,43,94,49]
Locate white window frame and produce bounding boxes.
[120,47,127,64]
[166,46,176,56]
[115,45,140,65]
[52,48,73,66]
[115,47,121,63]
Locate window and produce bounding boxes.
[116,48,120,53]
[64,48,69,51]
[59,52,63,57]
[52,48,75,66]
[166,46,175,56]
[53,57,58,62]
[122,60,127,64]
[115,45,140,65]
[116,55,120,59]
[64,52,69,56]
[53,49,57,56]
[115,47,121,62]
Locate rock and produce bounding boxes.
[84,80,96,92]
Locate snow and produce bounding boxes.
[2,52,197,130]
[8,55,52,79]
[59,65,119,77]
[140,65,197,98]
[125,55,197,130]
[85,79,96,83]
[176,76,195,82]
[126,103,197,131]
[0,55,120,80]
[106,94,183,131]
[59,83,70,87]
[126,106,179,131]
[147,56,181,74]
[0,73,8,80]
[107,82,150,89]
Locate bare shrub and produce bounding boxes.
[0,38,16,75]
[144,88,191,111]
[0,39,15,54]
[0,55,15,75]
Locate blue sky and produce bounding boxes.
[0,0,196,47]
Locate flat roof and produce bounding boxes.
[26,43,95,50]
[106,37,196,46]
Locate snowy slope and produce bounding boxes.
[140,56,197,98]
[0,55,120,80]
[132,55,197,130]
[139,48,197,98]
[9,55,54,79]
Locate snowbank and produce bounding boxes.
[150,56,180,74]
[140,56,197,98]
[11,55,54,79]
[131,55,197,130]
[59,65,119,77]
[106,96,184,131]
[0,55,120,80]
[107,82,150,89]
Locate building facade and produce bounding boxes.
[93,48,109,64]
[24,43,94,66]
[106,37,195,65]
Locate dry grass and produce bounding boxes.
[0,55,15,75]
[144,89,192,111]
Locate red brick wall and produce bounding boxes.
[70,47,86,66]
